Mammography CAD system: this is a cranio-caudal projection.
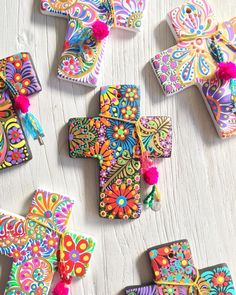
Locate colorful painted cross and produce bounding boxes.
[0,189,95,294]
[151,0,236,138]
[0,52,42,170]
[125,239,235,295]
[40,0,146,86]
[68,84,172,220]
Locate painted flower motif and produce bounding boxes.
[44,231,60,251]
[27,241,44,257]
[121,86,139,102]
[202,80,233,129]
[107,120,136,155]
[8,127,24,144]
[62,235,92,277]
[121,106,138,120]
[102,183,140,219]
[30,282,48,295]
[6,148,26,165]
[163,286,177,295]
[11,246,26,262]
[18,258,52,293]
[100,85,120,107]
[212,272,230,287]
[61,57,81,76]
[86,140,113,170]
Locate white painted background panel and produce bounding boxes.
[0,0,236,294]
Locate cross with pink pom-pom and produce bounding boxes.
[0,189,95,294]
[40,0,146,86]
[151,0,236,138]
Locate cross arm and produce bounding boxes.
[68,117,102,158]
[60,231,96,278]
[151,41,217,96]
[139,116,172,158]
[2,52,41,98]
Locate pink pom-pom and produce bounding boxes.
[52,280,71,295]
[92,20,109,41]
[218,62,236,80]
[14,95,30,113]
[143,167,159,185]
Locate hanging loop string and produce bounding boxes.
[155,269,211,295]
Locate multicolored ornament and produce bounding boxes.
[125,240,235,295]
[151,0,236,138]
[0,189,96,294]
[68,85,172,219]
[0,52,43,171]
[40,0,146,86]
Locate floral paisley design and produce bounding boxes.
[1,190,96,294]
[0,52,41,171]
[68,85,172,219]
[151,1,236,137]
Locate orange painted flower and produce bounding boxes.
[62,235,92,277]
[86,141,113,170]
[113,124,130,140]
[121,106,137,120]
[103,183,140,219]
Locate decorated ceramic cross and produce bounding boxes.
[125,239,235,295]
[0,189,95,294]
[151,0,236,138]
[0,52,43,171]
[68,85,172,220]
[40,0,146,86]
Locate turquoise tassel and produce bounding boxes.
[21,112,44,145]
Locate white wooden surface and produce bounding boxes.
[0,0,236,294]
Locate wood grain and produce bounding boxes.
[0,0,235,294]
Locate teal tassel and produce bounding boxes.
[21,112,44,145]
